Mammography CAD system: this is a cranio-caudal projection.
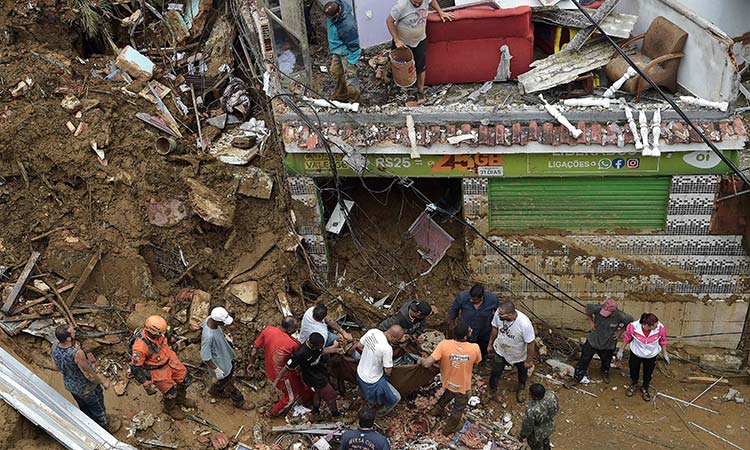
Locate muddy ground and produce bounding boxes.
[2,1,750,450]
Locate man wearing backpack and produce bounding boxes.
[130,315,196,420]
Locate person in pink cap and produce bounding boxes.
[567,299,632,386]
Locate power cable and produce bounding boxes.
[571,0,750,190]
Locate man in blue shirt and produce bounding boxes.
[340,408,391,450]
[448,284,499,363]
[324,1,361,102]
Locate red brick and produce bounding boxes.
[718,121,729,141]
[577,121,587,144]
[478,125,490,145]
[688,125,701,143]
[557,124,568,146]
[307,133,318,149]
[623,126,634,145]
[512,123,522,145]
[520,124,529,145]
[447,124,457,137]
[430,125,442,145]
[299,127,309,147]
[733,117,746,136]
[589,123,602,145]
[541,122,554,145]
[416,125,427,146]
[528,121,538,141]
[494,125,503,145]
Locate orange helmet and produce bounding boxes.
[145,315,167,335]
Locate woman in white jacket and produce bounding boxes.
[617,313,668,401]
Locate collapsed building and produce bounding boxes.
[236,0,750,349]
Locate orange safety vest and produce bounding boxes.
[131,330,175,370]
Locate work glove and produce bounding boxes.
[662,349,670,365]
[215,367,226,380]
[144,383,157,395]
[616,349,624,361]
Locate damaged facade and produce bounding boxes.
[241,0,750,349]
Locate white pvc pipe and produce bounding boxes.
[679,96,729,112]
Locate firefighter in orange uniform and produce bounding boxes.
[130,315,196,419]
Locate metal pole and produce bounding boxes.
[689,422,746,450]
[688,376,724,406]
[655,392,719,414]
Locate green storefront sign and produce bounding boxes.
[285,150,740,177]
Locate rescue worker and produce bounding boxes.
[377,299,435,336]
[519,384,559,450]
[324,0,361,102]
[52,324,121,432]
[130,315,195,420]
[253,316,314,417]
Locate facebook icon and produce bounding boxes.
[612,158,625,169]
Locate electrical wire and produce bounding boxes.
[571,0,750,190]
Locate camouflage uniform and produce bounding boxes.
[519,391,559,450]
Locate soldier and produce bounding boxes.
[519,384,559,450]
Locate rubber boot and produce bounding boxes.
[163,396,185,420]
[428,404,445,417]
[176,383,197,408]
[442,413,463,435]
[209,383,230,399]
[516,383,527,403]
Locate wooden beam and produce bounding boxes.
[2,251,41,314]
[65,251,101,307]
[1,308,94,323]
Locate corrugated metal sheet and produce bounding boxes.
[0,346,137,450]
[488,177,671,231]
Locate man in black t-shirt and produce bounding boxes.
[274,332,341,417]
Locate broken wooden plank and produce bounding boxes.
[2,308,99,322]
[221,234,275,288]
[65,251,101,307]
[532,9,637,39]
[518,40,635,94]
[2,251,41,314]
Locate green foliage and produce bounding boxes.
[73,0,114,40]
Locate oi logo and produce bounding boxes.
[612,158,625,169]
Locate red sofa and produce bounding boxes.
[424,6,534,85]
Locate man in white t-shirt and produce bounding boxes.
[487,301,535,403]
[354,325,405,415]
[298,303,353,346]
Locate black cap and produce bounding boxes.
[411,301,432,316]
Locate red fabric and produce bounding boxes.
[425,6,534,85]
[271,371,313,416]
[254,326,300,381]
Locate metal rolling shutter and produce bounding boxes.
[488,177,671,231]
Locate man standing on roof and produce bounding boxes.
[355,325,405,415]
[568,299,632,386]
[52,325,121,432]
[253,317,314,417]
[299,303,352,347]
[130,315,196,420]
[449,284,499,363]
[201,307,251,410]
[324,0,361,102]
[488,300,536,403]
[387,0,453,103]
[419,321,481,435]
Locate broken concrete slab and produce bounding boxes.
[227,281,258,305]
[235,166,273,199]
[532,8,638,39]
[700,352,743,371]
[221,232,276,287]
[186,178,236,228]
[518,40,635,93]
[115,46,154,80]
